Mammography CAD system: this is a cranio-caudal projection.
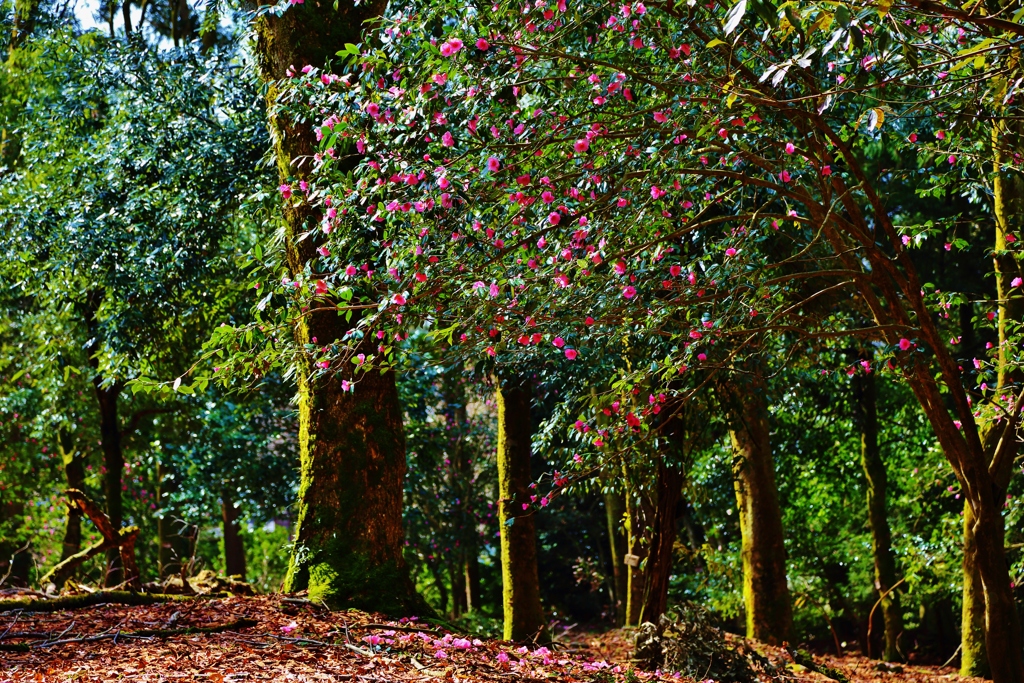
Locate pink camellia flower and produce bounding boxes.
[623,285,637,299]
[317,246,329,257]
[442,131,455,147]
[948,155,956,165]
[281,621,298,634]
[574,138,590,153]
[393,293,407,305]
[548,212,561,225]
[909,132,918,143]
[486,156,501,172]
[1013,277,1023,288]
[435,650,448,659]
[565,348,579,360]
[901,235,911,246]
[364,102,380,117]
[553,337,566,348]
[476,38,490,50]
[345,265,358,277]
[937,130,946,140]
[725,247,737,257]
[785,142,795,154]
[486,346,496,356]
[537,236,547,249]
[439,38,464,56]
[541,191,555,204]
[489,282,500,297]
[279,184,292,199]
[315,280,328,295]
[650,185,666,199]
[613,260,627,275]
[653,111,668,123]
[779,170,791,183]
[899,338,912,351]
[822,165,832,176]
[593,96,607,105]
[669,265,682,277]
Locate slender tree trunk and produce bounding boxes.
[622,470,646,628]
[640,460,683,623]
[53,433,86,587]
[94,380,124,587]
[121,0,132,33]
[221,493,247,579]
[254,0,418,614]
[156,461,191,579]
[854,371,903,662]
[604,489,628,626]
[496,378,545,641]
[465,548,481,612]
[727,383,792,645]
[452,553,467,617]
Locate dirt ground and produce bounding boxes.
[0,592,982,683]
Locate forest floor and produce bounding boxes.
[0,592,980,683]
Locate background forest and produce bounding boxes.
[2,0,1024,679]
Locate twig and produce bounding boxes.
[941,642,963,668]
[352,623,440,635]
[866,577,907,659]
[0,590,216,613]
[21,617,257,649]
[0,611,21,641]
[0,542,30,589]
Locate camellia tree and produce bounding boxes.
[201,0,1024,673]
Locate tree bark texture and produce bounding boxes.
[728,384,792,645]
[854,371,903,662]
[640,459,683,623]
[221,494,247,579]
[254,0,419,614]
[496,379,545,641]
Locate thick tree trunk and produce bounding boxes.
[854,371,903,662]
[961,501,988,677]
[94,380,124,587]
[728,385,792,645]
[640,460,683,623]
[604,489,628,625]
[254,0,418,614]
[955,120,1024,680]
[221,493,247,579]
[496,378,545,641]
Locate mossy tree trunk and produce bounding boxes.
[957,120,1024,679]
[221,493,246,579]
[604,489,628,626]
[496,378,545,641]
[854,371,903,662]
[726,381,792,645]
[253,0,419,614]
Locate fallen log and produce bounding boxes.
[0,617,258,652]
[0,590,216,613]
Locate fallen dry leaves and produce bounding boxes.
[0,594,985,683]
